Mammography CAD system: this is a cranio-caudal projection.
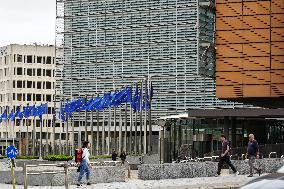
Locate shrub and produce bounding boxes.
[16,156,39,159]
[43,155,73,161]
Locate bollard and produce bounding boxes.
[23,163,28,189]
[128,166,131,178]
[64,165,69,189]
[11,159,16,189]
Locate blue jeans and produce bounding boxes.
[78,159,90,182]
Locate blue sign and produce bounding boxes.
[6,146,17,159]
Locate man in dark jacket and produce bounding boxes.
[216,134,239,176]
[111,149,118,161]
[120,151,127,165]
[247,134,261,177]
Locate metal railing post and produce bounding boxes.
[269,152,277,158]
[64,165,69,189]
[241,154,246,160]
[24,163,28,189]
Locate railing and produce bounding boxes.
[204,143,284,159]
[269,152,277,158]
[23,163,69,189]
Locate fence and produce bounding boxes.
[23,163,69,189]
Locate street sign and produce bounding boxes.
[6,146,17,159]
[6,146,17,189]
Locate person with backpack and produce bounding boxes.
[247,134,261,177]
[216,134,239,176]
[77,141,91,186]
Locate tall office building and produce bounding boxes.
[0,44,56,155]
[57,0,242,121]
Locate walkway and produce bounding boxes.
[0,174,258,189]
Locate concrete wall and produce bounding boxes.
[0,166,125,186]
[138,158,284,180]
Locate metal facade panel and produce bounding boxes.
[216,0,284,100]
[243,85,270,97]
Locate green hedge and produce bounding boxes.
[16,156,39,159]
[43,155,73,161]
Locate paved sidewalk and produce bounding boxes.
[0,174,259,189]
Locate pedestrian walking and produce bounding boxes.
[216,134,239,176]
[112,149,118,161]
[77,141,91,186]
[247,134,261,177]
[120,151,127,165]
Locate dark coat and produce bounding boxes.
[112,152,118,161]
[120,153,127,161]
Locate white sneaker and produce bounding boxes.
[235,171,240,175]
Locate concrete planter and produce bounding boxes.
[0,166,126,186]
[138,158,284,180]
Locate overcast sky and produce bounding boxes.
[0,0,56,46]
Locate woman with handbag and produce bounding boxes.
[77,141,91,186]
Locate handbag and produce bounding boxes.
[77,165,81,172]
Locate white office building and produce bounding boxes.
[0,44,56,155]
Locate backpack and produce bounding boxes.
[75,148,83,163]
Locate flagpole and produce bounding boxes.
[78,106,82,149]
[33,106,36,156]
[102,109,105,154]
[90,95,94,155]
[8,108,12,145]
[124,101,127,153]
[19,118,22,155]
[113,106,117,151]
[19,107,23,155]
[96,108,100,155]
[107,107,111,155]
[52,96,56,155]
[59,101,63,155]
[12,109,15,146]
[71,115,74,155]
[144,78,148,154]
[148,80,153,154]
[66,112,69,155]
[96,93,100,155]
[85,95,88,141]
[134,111,137,155]
[24,106,29,156]
[139,82,143,154]
[129,98,133,154]
[5,106,8,149]
[45,104,49,156]
[39,113,43,160]
[118,104,122,154]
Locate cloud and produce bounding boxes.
[0,0,55,46]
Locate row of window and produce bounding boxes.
[12,93,53,102]
[13,80,54,89]
[15,67,54,77]
[14,54,54,64]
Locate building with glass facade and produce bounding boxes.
[56,0,246,155]
[59,0,241,118]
